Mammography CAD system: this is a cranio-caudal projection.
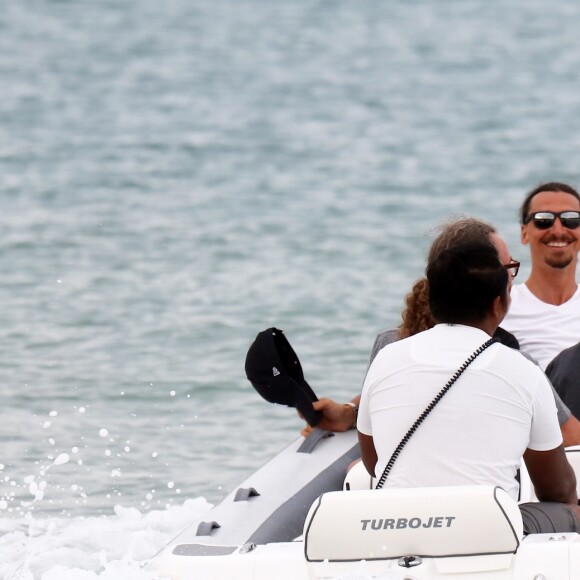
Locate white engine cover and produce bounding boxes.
[304,485,523,574]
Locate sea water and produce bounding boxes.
[2,0,580,577]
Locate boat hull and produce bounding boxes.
[155,438,580,579]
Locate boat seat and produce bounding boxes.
[304,485,523,565]
[342,459,374,490]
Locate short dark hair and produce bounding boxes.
[427,241,508,325]
[520,182,580,224]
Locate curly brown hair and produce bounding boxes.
[399,278,434,338]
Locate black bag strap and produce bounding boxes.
[375,337,497,489]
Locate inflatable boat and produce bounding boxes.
[155,430,580,580]
[155,428,359,579]
[154,329,580,578]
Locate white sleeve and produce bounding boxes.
[357,371,374,436]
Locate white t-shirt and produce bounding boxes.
[502,284,580,370]
[358,324,562,501]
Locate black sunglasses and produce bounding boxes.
[524,211,580,230]
[504,258,520,278]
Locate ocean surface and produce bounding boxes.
[2,0,580,577]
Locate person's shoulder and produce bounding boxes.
[508,283,531,302]
[510,283,527,294]
[547,339,580,370]
[502,286,526,323]
[495,347,554,403]
[493,327,519,349]
[497,341,543,372]
[368,328,401,366]
[374,328,400,348]
[555,340,580,358]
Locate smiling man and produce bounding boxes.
[502,182,580,370]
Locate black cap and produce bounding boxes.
[245,328,321,427]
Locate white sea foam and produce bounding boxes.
[0,498,213,580]
[0,497,409,580]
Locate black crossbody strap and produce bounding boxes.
[375,337,497,490]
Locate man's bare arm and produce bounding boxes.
[358,432,377,478]
[524,446,578,504]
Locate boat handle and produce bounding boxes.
[297,428,334,454]
[234,487,260,502]
[196,521,221,536]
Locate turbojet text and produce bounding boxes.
[360,516,456,531]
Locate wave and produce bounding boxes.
[0,498,213,580]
